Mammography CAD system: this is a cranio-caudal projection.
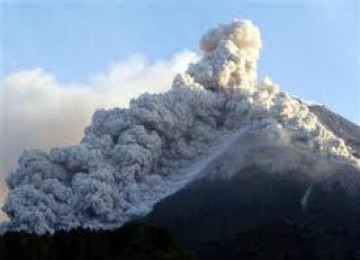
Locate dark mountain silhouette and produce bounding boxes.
[144,166,360,259]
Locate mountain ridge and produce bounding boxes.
[310,105,360,157]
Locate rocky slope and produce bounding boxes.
[310,105,360,157]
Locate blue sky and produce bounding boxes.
[1,0,359,123]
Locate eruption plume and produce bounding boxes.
[2,20,359,234]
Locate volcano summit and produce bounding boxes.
[1,20,360,235]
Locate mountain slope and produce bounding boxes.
[310,105,360,157]
[144,166,360,259]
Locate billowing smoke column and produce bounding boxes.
[2,20,359,234]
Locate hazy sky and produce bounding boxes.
[0,0,359,176]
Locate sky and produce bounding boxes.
[0,0,359,217]
[1,0,359,115]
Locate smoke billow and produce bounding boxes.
[1,20,359,234]
[0,51,198,181]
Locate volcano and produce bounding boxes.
[1,19,360,259]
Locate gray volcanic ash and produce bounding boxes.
[2,20,359,234]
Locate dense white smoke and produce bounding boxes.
[0,52,198,180]
[1,20,359,234]
[0,51,197,219]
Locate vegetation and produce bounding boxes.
[0,222,196,260]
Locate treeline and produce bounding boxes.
[0,222,196,260]
[2,220,360,260]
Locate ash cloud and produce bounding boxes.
[0,52,197,217]
[1,20,359,234]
